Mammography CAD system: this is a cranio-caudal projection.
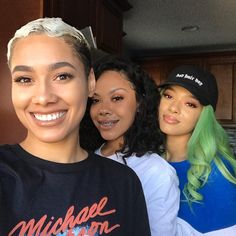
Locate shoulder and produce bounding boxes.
[89,153,147,197]
[0,144,23,179]
[208,159,236,190]
[0,144,13,153]
[214,155,235,174]
[126,153,179,196]
[128,152,177,179]
[88,152,141,182]
[0,144,19,162]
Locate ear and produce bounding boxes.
[87,68,96,97]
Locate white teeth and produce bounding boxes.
[34,112,65,121]
[103,122,113,126]
[99,121,116,126]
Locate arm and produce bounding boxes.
[132,179,151,236]
[144,163,180,236]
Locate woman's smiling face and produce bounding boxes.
[90,70,138,147]
[159,85,203,139]
[10,34,95,144]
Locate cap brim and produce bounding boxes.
[158,81,208,106]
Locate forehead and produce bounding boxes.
[165,85,193,96]
[10,34,82,69]
[97,70,133,88]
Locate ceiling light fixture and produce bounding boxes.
[181,25,199,32]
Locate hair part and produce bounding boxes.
[184,105,236,204]
[7,17,91,76]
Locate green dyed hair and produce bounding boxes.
[184,105,236,204]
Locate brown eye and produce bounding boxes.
[186,102,197,108]
[91,97,100,104]
[56,73,73,81]
[14,76,32,84]
[162,92,172,99]
[112,96,123,102]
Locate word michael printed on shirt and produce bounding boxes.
[8,196,120,236]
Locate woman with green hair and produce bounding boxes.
[158,65,236,235]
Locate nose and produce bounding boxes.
[98,101,112,116]
[99,109,111,116]
[31,82,58,106]
[168,100,180,114]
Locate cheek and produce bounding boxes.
[124,103,137,124]
[184,113,200,132]
[158,117,166,133]
[158,109,162,121]
[158,103,165,121]
[11,87,29,110]
[191,116,200,128]
[67,82,88,105]
[159,99,166,113]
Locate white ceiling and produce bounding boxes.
[122,0,236,57]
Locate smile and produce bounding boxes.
[33,112,66,121]
[98,120,118,127]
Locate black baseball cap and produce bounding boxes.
[159,65,218,110]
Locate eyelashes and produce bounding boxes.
[91,97,99,104]
[56,73,74,81]
[186,102,198,108]
[14,76,31,83]
[13,72,75,85]
[112,96,124,101]
[91,95,124,105]
[162,92,199,108]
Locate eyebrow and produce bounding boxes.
[110,88,129,94]
[12,65,33,74]
[93,88,129,97]
[48,62,76,71]
[165,87,199,100]
[12,61,77,74]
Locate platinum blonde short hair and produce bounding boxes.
[7,17,91,75]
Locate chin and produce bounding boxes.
[28,131,70,144]
[101,135,115,141]
[160,126,174,136]
[101,133,118,142]
[38,136,65,143]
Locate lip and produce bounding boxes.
[30,110,67,127]
[97,119,119,130]
[163,114,179,124]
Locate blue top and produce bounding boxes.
[169,159,236,234]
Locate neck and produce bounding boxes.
[165,134,190,162]
[101,138,124,157]
[21,133,87,163]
